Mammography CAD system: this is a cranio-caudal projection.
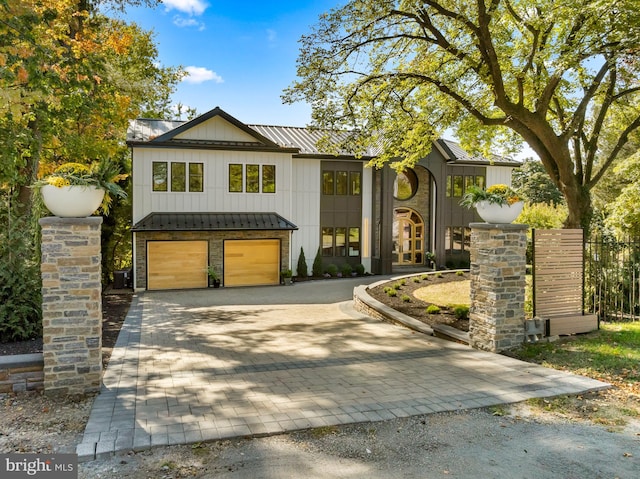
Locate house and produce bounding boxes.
[127,107,520,290]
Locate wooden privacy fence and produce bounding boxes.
[532,229,598,336]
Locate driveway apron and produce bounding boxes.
[77,278,607,461]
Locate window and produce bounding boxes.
[394,168,418,200]
[446,175,452,198]
[348,227,360,256]
[189,163,203,192]
[335,227,346,256]
[465,175,475,194]
[246,164,260,193]
[262,164,276,193]
[171,163,186,192]
[350,172,361,195]
[152,162,168,192]
[229,164,243,192]
[475,175,485,189]
[322,227,334,256]
[322,171,334,195]
[336,171,348,195]
[453,175,463,197]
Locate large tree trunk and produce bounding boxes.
[561,183,593,231]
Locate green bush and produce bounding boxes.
[0,205,41,342]
[426,305,441,314]
[387,289,398,297]
[413,276,421,283]
[326,263,339,277]
[392,282,402,290]
[452,304,470,320]
[341,263,353,277]
[421,274,430,280]
[312,247,323,277]
[296,247,308,278]
[401,294,411,302]
[456,271,465,276]
[355,263,365,276]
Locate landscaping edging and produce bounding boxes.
[0,353,44,394]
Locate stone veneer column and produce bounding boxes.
[469,222,528,352]
[40,217,102,395]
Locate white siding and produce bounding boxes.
[486,166,515,187]
[290,158,321,275]
[361,165,373,272]
[175,116,257,142]
[132,147,293,223]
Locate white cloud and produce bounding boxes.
[183,66,224,84]
[173,15,205,30]
[162,0,208,16]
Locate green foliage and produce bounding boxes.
[426,305,441,314]
[312,247,323,277]
[0,197,41,341]
[401,294,411,302]
[297,247,308,278]
[512,159,564,206]
[399,279,407,286]
[392,283,402,290]
[518,203,568,230]
[284,0,640,230]
[355,263,365,276]
[386,289,398,297]
[456,271,464,276]
[341,263,353,277]
[412,276,421,283]
[451,305,470,320]
[326,263,339,277]
[603,154,640,236]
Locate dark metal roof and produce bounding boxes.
[132,212,298,232]
[435,139,521,167]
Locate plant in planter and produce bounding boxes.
[281,268,293,285]
[33,159,127,217]
[207,266,221,288]
[460,184,523,223]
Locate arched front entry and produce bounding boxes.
[392,208,424,265]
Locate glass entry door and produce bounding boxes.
[392,208,424,265]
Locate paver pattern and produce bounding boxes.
[77,280,608,461]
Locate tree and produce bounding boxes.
[512,158,563,206]
[284,0,640,230]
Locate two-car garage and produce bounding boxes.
[133,212,297,291]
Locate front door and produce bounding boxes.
[392,208,424,265]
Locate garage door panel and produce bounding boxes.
[225,240,280,287]
[148,241,208,290]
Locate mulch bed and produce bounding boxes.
[367,272,470,332]
[0,292,133,369]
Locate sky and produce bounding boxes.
[122,0,340,126]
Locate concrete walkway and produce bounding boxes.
[77,277,608,461]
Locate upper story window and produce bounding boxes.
[323,170,361,196]
[229,163,276,193]
[446,174,485,198]
[394,168,418,200]
[153,161,204,192]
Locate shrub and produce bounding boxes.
[456,271,465,276]
[401,294,411,302]
[426,305,441,314]
[312,247,323,277]
[392,282,402,290]
[355,263,365,276]
[387,289,398,297]
[436,272,444,278]
[326,263,339,277]
[421,274,430,281]
[400,279,407,285]
[452,304,470,320]
[341,263,353,277]
[297,247,308,278]
[413,276,421,283]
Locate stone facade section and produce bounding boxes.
[0,355,44,394]
[40,217,103,395]
[469,223,528,352]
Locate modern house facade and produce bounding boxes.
[127,107,519,290]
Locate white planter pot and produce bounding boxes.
[475,201,524,224]
[41,185,105,217]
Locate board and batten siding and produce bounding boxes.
[132,148,293,223]
[290,158,321,275]
[175,115,258,142]
[486,165,515,187]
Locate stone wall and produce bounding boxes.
[40,217,102,395]
[469,223,528,352]
[0,355,44,394]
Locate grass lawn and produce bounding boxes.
[508,322,640,428]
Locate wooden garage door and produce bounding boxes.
[147,241,208,290]
[224,239,280,287]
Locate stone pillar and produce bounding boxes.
[469,223,528,352]
[40,217,102,395]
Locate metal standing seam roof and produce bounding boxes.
[132,212,298,232]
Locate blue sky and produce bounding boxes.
[123,0,340,125]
